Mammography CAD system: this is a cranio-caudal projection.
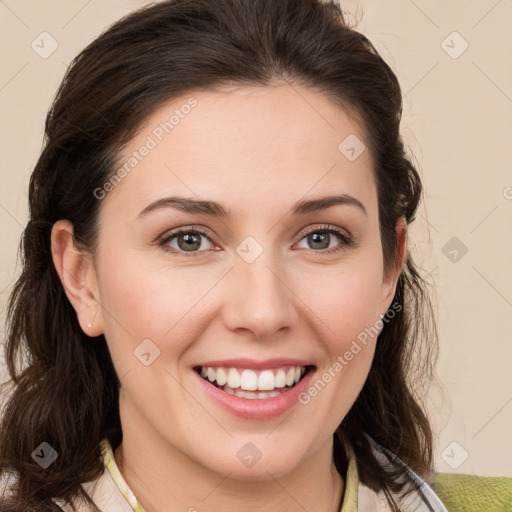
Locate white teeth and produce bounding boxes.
[240,369,258,391]
[285,368,296,387]
[257,369,275,391]
[223,386,235,396]
[216,367,228,386]
[227,368,241,389]
[199,365,308,392]
[274,369,286,388]
[227,387,284,399]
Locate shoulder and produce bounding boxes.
[431,472,512,511]
[51,439,137,511]
[51,469,136,511]
[358,436,448,511]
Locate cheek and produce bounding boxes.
[299,262,383,344]
[95,251,219,363]
[299,274,382,414]
[97,232,384,365]
[294,268,382,432]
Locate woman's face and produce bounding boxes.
[73,84,405,479]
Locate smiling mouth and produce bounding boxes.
[193,365,315,400]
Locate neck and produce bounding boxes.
[114,424,345,512]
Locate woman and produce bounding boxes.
[0,0,467,510]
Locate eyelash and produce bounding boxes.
[157,224,353,258]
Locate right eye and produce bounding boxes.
[158,227,219,257]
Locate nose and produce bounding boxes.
[223,251,298,340]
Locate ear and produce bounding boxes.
[50,219,103,337]
[379,215,407,316]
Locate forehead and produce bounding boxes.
[100,83,377,219]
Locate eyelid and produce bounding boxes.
[156,225,219,255]
[293,223,354,255]
[157,223,353,257]
[294,223,351,243]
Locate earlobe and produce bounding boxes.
[50,220,103,336]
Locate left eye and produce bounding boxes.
[296,228,349,251]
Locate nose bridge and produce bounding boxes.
[226,235,296,336]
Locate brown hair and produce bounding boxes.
[0,0,438,510]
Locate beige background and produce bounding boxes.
[1,1,511,477]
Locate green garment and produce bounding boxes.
[431,472,512,512]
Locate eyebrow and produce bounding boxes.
[138,193,367,219]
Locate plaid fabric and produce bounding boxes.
[99,439,147,512]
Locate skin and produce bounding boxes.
[51,83,407,512]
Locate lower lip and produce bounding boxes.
[193,367,316,420]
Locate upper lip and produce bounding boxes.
[193,358,315,370]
